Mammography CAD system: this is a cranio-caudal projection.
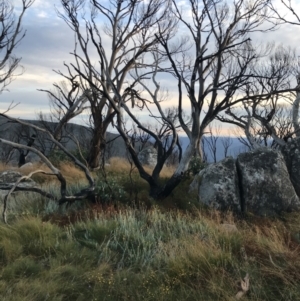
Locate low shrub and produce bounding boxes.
[188,156,206,175]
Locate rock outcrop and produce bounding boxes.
[237,148,300,215]
[196,157,241,211]
[0,170,37,199]
[190,146,300,216]
[0,170,36,186]
[138,147,157,167]
[281,139,300,197]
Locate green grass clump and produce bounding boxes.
[0,208,300,300]
[1,160,300,300]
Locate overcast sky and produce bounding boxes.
[1,0,300,133]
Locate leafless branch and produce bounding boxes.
[0,0,35,93]
[2,170,56,224]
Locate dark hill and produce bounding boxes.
[0,115,248,165]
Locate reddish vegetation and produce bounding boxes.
[42,203,120,227]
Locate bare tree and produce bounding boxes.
[55,0,298,199]
[37,78,91,155]
[0,114,39,166]
[0,112,97,223]
[268,0,300,26]
[218,46,299,148]
[201,138,208,163]
[201,123,233,162]
[0,0,34,94]
[221,136,233,158]
[134,0,295,198]
[268,1,300,141]
[223,101,297,150]
[0,133,16,165]
[53,0,175,169]
[203,123,221,163]
[102,53,185,197]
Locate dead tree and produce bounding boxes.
[37,78,90,154]
[101,52,185,197]
[18,134,36,167]
[54,0,175,169]
[267,1,300,141]
[138,0,295,198]
[218,103,267,150]
[63,0,298,199]
[221,136,233,158]
[221,99,298,149]
[0,113,98,223]
[218,46,299,148]
[203,123,221,163]
[0,0,34,94]
[268,0,300,25]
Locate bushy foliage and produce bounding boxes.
[188,156,206,175]
[48,149,89,166]
[95,177,126,203]
[48,149,71,165]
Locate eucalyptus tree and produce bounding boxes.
[55,0,175,169]
[37,76,91,154]
[268,0,300,139]
[117,0,296,198]
[56,0,298,198]
[114,0,298,198]
[217,46,299,149]
[0,0,34,94]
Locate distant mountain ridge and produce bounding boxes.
[179,136,248,163]
[0,115,248,164]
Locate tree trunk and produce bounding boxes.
[149,137,200,200]
[293,89,300,137]
[87,126,106,169]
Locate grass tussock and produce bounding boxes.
[1,159,300,300]
[0,207,300,300]
[59,162,88,183]
[0,162,90,186]
[107,157,176,178]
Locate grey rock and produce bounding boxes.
[281,138,300,197]
[197,157,241,211]
[0,170,35,186]
[19,162,33,169]
[190,147,300,216]
[189,169,204,194]
[0,170,37,199]
[138,147,157,167]
[237,148,300,215]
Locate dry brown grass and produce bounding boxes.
[107,157,132,172]
[2,193,300,300]
[0,162,52,176]
[0,162,88,186]
[107,156,176,177]
[0,162,8,173]
[0,162,52,173]
[1,156,176,185]
[59,162,88,183]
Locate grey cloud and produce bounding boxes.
[3,0,300,123]
[14,21,75,70]
[0,89,49,120]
